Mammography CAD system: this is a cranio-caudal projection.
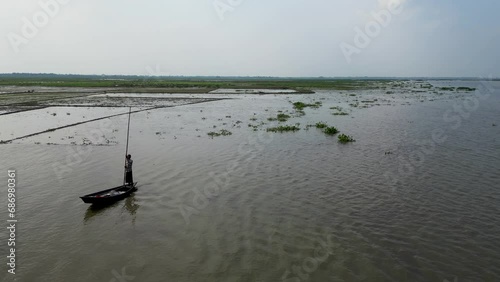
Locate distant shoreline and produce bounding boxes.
[0,74,496,92]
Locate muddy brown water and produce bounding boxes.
[0,81,499,282]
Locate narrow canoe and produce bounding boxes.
[80,182,137,205]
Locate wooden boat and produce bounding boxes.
[80,107,137,205]
[80,182,137,205]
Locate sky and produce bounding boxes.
[1,0,499,77]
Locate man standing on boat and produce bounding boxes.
[125,154,133,186]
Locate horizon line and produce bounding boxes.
[0,72,498,80]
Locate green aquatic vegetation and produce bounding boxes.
[292,101,322,110]
[349,94,357,96]
[266,125,300,133]
[439,87,455,91]
[294,109,306,117]
[249,117,257,121]
[277,113,291,122]
[338,133,355,143]
[456,87,476,92]
[267,117,277,121]
[330,106,343,111]
[248,124,259,130]
[208,129,232,137]
[293,102,307,110]
[315,122,327,129]
[323,126,339,135]
[332,112,349,116]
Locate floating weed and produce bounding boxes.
[332,112,349,116]
[208,129,232,137]
[293,102,306,110]
[294,110,306,117]
[249,117,257,121]
[277,113,291,122]
[266,125,300,133]
[457,87,476,92]
[338,133,355,143]
[323,126,339,135]
[292,101,322,110]
[439,87,455,91]
[315,122,327,129]
[268,113,291,122]
[330,106,343,111]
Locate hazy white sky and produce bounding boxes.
[1,0,499,77]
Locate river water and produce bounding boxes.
[1,81,499,281]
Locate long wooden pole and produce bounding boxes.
[123,106,132,186]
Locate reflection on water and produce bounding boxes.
[83,191,140,223]
[123,193,140,223]
[83,201,120,223]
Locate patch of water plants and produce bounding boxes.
[266,125,300,133]
[315,122,327,129]
[332,107,349,115]
[331,106,349,115]
[439,87,455,91]
[294,110,306,117]
[338,133,355,143]
[277,113,291,122]
[323,126,339,135]
[207,129,232,137]
[456,87,476,92]
[292,101,322,110]
[268,113,291,122]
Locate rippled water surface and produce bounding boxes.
[1,81,499,282]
